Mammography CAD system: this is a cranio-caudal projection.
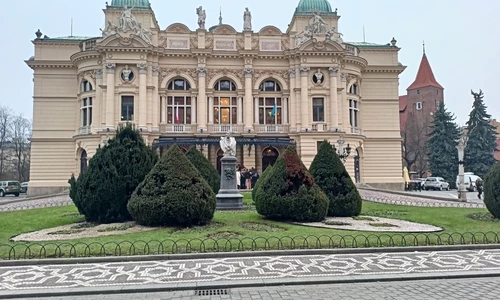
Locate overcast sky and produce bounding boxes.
[0,0,498,125]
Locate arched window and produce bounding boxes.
[258,80,282,125]
[262,147,279,171]
[165,78,192,124]
[80,81,93,131]
[80,150,88,173]
[213,79,238,126]
[81,80,93,92]
[349,84,358,95]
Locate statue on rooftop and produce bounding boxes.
[309,12,327,34]
[119,5,139,32]
[196,6,206,30]
[243,8,252,31]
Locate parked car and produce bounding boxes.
[456,173,481,192]
[20,182,28,193]
[423,177,450,191]
[0,181,21,197]
[407,178,424,191]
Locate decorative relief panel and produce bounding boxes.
[167,39,189,49]
[190,37,198,48]
[281,38,290,51]
[206,68,244,86]
[260,40,281,51]
[215,40,236,51]
[205,38,214,49]
[251,38,259,50]
[77,70,96,81]
[236,37,245,50]
[253,69,289,87]
[159,68,198,86]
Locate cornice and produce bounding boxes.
[342,56,368,69]
[71,51,101,64]
[25,60,75,69]
[364,66,407,74]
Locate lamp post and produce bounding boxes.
[335,136,352,164]
[456,134,468,201]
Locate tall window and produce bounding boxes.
[349,99,359,128]
[166,78,192,124]
[213,79,237,125]
[312,98,324,122]
[349,84,359,95]
[121,96,134,121]
[80,80,93,127]
[258,80,282,125]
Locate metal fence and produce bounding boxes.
[1,231,499,260]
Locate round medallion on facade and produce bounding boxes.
[121,65,135,82]
[313,69,324,85]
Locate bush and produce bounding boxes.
[70,124,158,223]
[127,144,216,227]
[252,165,273,202]
[186,147,220,194]
[309,141,362,217]
[254,147,328,222]
[484,162,500,219]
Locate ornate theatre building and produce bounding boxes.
[26,0,406,196]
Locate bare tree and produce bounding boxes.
[0,105,12,176]
[11,115,31,182]
[401,111,432,177]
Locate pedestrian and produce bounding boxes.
[245,168,252,190]
[476,179,483,200]
[236,167,241,190]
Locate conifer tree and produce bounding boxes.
[484,162,500,219]
[309,141,362,217]
[426,102,460,186]
[464,90,498,177]
[186,147,220,194]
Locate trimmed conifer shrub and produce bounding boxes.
[127,144,216,227]
[309,141,362,217]
[254,147,328,222]
[70,124,158,223]
[484,162,500,219]
[252,165,273,202]
[186,147,220,194]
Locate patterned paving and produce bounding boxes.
[1,249,500,290]
[0,195,72,212]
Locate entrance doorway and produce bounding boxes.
[354,150,361,183]
[262,147,279,171]
[216,149,224,174]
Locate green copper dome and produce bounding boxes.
[296,0,332,13]
[109,0,151,9]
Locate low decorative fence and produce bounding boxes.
[1,232,499,260]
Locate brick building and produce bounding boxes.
[400,49,443,176]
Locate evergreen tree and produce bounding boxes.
[484,162,500,219]
[70,124,158,223]
[426,102,460,186]
[464,90,498,177]
[127,144,216,227]
[309,141,362,217]
[186,147,220,194]
[254,147,328,222]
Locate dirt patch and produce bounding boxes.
[323,221,351,226]
[368,222,399,228]
[239,222,286,232]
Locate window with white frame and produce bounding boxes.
[349,84,359,95]
[312,98,325,122]
[81,80,93,92]
[166,78,192,124]
[258,80,282,125]
[81,97,92,127]
[213,79,238,125]
[349,99,359,128]
[121,96,134,121]
[416,102,423,110]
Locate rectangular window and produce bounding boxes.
[349,99,359,128]
[121,96,134,121]
[312,98,324,122]
[258,97,282,125]
[166,96,192,124]
[213,97,238,125]
[81,97,92,127]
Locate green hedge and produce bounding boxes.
[484,162,500,219]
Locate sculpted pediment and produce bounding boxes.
[258,26,282,36]
[299,39,345,52]
[165,23,191,34]
[99,34,151,48]
[213,25,238,35]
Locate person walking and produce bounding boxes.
[476,179,484,200]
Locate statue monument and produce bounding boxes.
[243,8,252,31]
[216,132,244,210]
[196,6,206,30]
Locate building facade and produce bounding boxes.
[399,49,443,176]
[26,0,406,196]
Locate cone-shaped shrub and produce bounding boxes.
[484,162,500,219]
[252,165,273,202]
[186,147,220,194]
[127,144,216,227]
[254,147,328,222]
[70,124,158,223]
[309,141,362,217]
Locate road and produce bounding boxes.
[24,276,500,300]
[403,190,482,202]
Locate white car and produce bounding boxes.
[423,177,450,191]
[456,173,482,192]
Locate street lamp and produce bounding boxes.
[456,133,468,201]
[334,136,352,164]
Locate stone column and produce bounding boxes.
[152,65,160,132]
[197,67,207,132]
[137,63,148,129]
[283,97,289,124]
[208,96,214,124]
[341,73,348,131]
[93,68,103,131]
[244,68,254,132]
[329,66,339,130]
[254,96,259,128]
[237,96,243,124]
[192,96,197,124]
[160,96,166,123]
[105,63,116,129]
[300,66,310,130]
[288,69,297,131]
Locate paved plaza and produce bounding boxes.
[23,277,500,300]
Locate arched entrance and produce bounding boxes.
[80,150,88,173]
[262,147,279,171]
[354,149,361,183]
[216,149,224,174]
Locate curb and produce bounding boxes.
[1,244,500,267]
[1,270,500,299]
[0,193,69,207]
[359,187,466,203]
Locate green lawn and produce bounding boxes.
[0,193,499,259]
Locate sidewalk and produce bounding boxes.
[1,247,500,298]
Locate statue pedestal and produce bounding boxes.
[216,155,244,210]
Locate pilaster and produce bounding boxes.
[105,63,116,129]
[244,67,254,132]
[197,66,207,132]
[329,66,339,131]
[300,65,310,131]
[288,68,297,132]
[137,63,148,130]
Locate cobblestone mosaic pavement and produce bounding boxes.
[24,277,500,300]
[0,195,72,212]
[1,249,500,291]
[359,190,485,208]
